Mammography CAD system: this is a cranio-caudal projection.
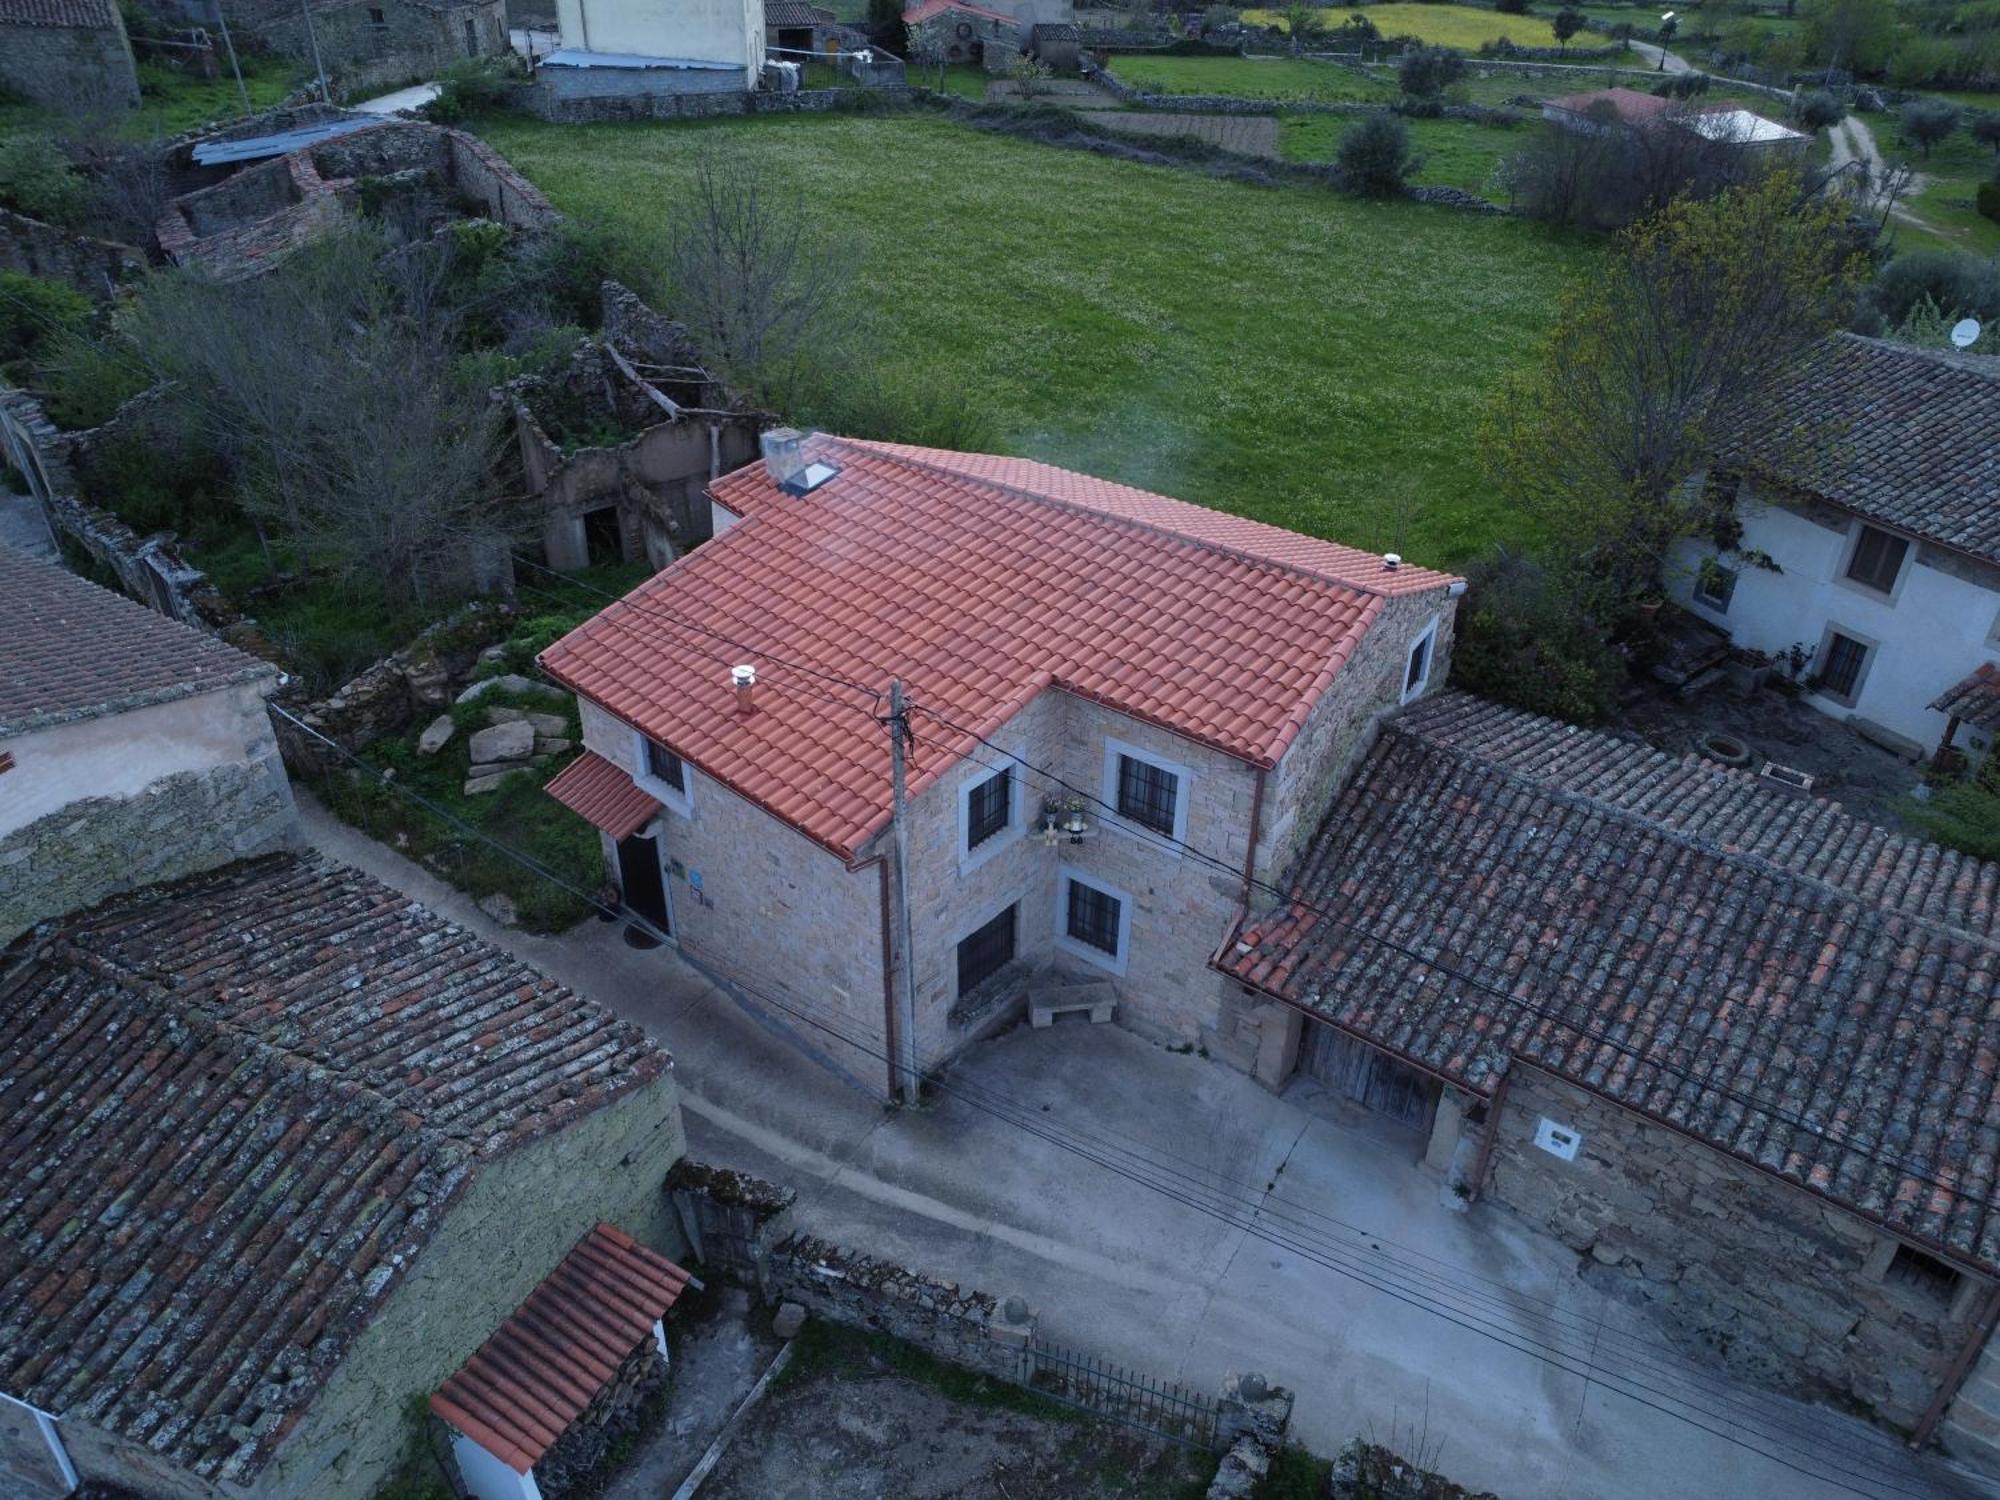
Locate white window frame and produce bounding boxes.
[631,728,695,818]
[1811,624,1878,710]
[956,755,1024,874]
[1055,866,1132,976]
[1837,521,1913,604]
[1402,616,1440,704]
[1101,737,1192,856]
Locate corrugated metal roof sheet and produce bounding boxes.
[540,48,738,69]
[431,1223,692,1472]
[545,750,662,841]
[190,116,376,165]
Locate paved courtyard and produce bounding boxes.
[303,795,1994,1500]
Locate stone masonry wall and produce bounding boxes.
[0,207,143,300]
[577,696,894,1095]
[252,1070,690,1500]
[0,14,140,112]
[531,1334,666,1499]
[514,83,914,123]
[768,1234,1032,1383]
[1485,1065,1990,1431]
[0,682,298,943]
[259,0,506,100]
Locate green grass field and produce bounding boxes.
[1246,3,1567,47]
[1278,112,1523,193]
[1111,53,1398,101]
[0,56,299,140]
[476,111,1590,566]
[1891,123,2000,256]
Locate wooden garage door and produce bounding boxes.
[1303,1022,1439,1131]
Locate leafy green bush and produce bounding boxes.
[1449,549,1626,725]
[420,57,518,124]
[1899,97,1960,157]
[0,132,88,226]
[0,269,89,378]
[1398,46,1466,99]
[1337,114,1416,197]
[1796,89,1844,130]
[1913,759,2000,863]
[1867,249,2000,324]
[32,327,149,429]
[1980,179,2000,226]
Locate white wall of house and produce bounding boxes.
[554,0,764,78]
[449,1432,540,1500]
[1668,485,2000,753]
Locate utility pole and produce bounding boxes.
[297,0,331,102]
[886,680,921,1107]
[210,0,252,114]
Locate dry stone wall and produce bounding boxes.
[1485,1064,1989,1430]
[0,208,142,299]
[514,83,913,123]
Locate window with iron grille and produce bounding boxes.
[1116,755,1178,837]
[1845,526,1908,595]
[966,767,1011,850]
[644,738,686,793]
[956,904,1017,997]
[1065,880,1122,956]
[1818,632,1869,700]
[1405,632,1432,696]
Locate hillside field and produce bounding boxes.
[477,111,1592,566]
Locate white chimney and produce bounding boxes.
[732,664,757,714]
[1383,553,1402,572]
[761,427,806,489]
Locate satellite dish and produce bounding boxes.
[1952,318,1982,350]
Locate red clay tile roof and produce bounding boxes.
[1545,86,1678,123]
[546,750,662,840]
[0,0,119,27]
[902,0,1017,24]
[1221,691,2000,1273]
[540,437,1459,861]
[431,1223,691,1472]
[1934,663,2000,734]
[0,549,275,736]
[0,855,670,1485]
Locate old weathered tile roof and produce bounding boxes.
[0,855,669,1485]
[1717,333,2000,565]
[540,436,1459,861]
[902,0,1017,24]
[1221,691,2000,1272]
[1544,86,1678,123]
[0,549,275,737]
[0,0,118,27]
[1933,664,2000,735]
[431,1222,691,1472]
[545,750,662,841]
[764,0,834,25]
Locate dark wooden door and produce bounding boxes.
[1304,1023,1438,1130]
[616,833,669,935]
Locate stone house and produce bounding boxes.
[537,433,1462,1096]
[0,546,296,944]
[764,0,833,56]
[234,0,508,99]
[901,0,1019,67]
[0,853,690,1500]
[1666,333,2000,761]
[1221,690,2000,1471]
[0,0,140,112]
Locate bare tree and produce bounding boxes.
[664,148,859,408]
[1010,53,1052,100]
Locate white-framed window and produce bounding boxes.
[1101,738,1191,852]
[1056,867,1132,975]
[1402,617,1439,703]
[956,756,1022,873]
[631,729,694,817]
[1812,626,1876,708]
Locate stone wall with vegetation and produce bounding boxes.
[514,83,912,124]
[0,12,139,111]
[1486,1064,1991,1431]
[768,1234,1035,1384]
[0,207,142,300]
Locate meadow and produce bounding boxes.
[1244,3,1569,47]
[476,111,1591,566]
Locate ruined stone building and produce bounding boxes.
[228,0,508,99]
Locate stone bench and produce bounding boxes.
[1029,981,1117,1029]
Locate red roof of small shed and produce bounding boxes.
[431,1224,693,1473]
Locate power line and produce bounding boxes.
[915,707,2000,1241]
[269,706,1952,1500]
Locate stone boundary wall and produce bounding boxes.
[511,82,914,124]
[0,387,229,630]
[768,1233,1035,1383]
[1085,63,1519,122]
[271,600,521,773]
[0,208,144,300]
[665,1159,799,1295]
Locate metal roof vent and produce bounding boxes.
[761,426,839,497]
[732,664,757,714]
[1383,553,1402,572]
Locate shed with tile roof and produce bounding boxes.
[0,854,688,1500]
[1219,690,2000,1436]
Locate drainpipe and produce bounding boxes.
[1239,767,1267,905]
[1912,1280,2000,1451]
[855,854,899,1103]
[2,1393,77,1495]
